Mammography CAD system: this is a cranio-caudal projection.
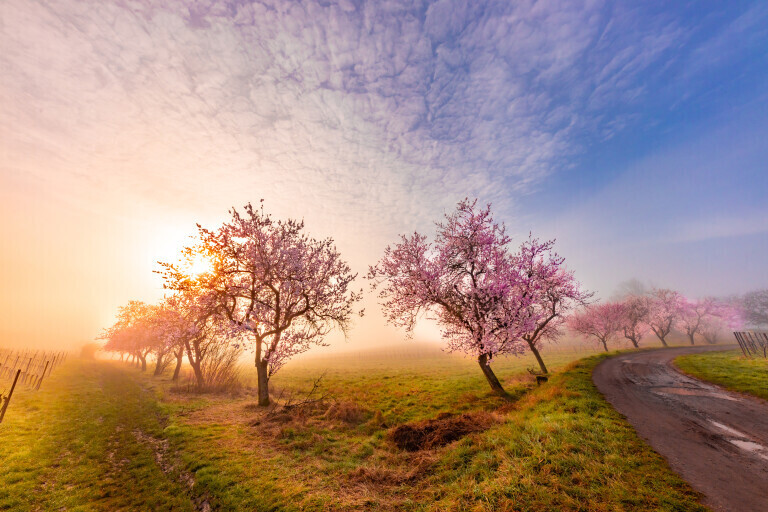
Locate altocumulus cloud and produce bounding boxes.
[0,0,732,240]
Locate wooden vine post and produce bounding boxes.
[35,361,50,391]
[0,369,21,424]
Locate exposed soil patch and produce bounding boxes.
[389,411,497,451]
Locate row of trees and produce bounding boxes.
[568,289,743,352]
[103,199,592,401]
[102,198,761,403]
[99,295,242,390]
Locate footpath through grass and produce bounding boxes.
[675,349,768,401]
[0,350,709,511]
[0,359,196,511]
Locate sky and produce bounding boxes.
[1,0,767,351]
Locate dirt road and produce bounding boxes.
[593,345,768,512]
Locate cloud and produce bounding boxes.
[0,0,707,242]
[2,0,767,348]
[674,214,768,243]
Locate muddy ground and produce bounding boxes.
[593,345,768,512]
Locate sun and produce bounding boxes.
[186,253,213,276]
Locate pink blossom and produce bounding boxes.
[568,302,625,352]
[160,201,362,405]
[369,199,584,395]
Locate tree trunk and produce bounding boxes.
[659,336,668,347]
[629,337,639,348]
[526,340,548,374]
[256,359,270,406]
[189,360,204,390]
[138,354,147,372]
[153,353,165,376]
[182,340,205,390]
[477,353,509,400]
[172,350,183,381]
[688,333,695,345]
[601,339,609,352]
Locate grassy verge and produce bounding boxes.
[0,350,709,511]
[675,349,768,401]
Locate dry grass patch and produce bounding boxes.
[324,400,371,424]
[348,452,437,485]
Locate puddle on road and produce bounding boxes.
[709,420,768,462]
[653,387,740,401]
[710,421,746,437]
[730,440,768,462]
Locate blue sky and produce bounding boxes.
[1,0,767,347]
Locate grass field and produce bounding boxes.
[0,345,708,511]
[0,358,196,511]
[675,349,768,401]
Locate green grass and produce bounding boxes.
[0,360,196,511]
[675,349,768,401]
[0,347,709,511]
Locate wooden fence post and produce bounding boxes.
[733,332,748,357]
[0,369,21,424]
[36,361,50,391]
[23,357,33,385]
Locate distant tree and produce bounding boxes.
[152,299,196,381]
[647,288,685,347]
[160,202,362,405]
[100,301,156,371]
[79,342,100,360]
[679,297,718,345]
[701,302,743,344]
[513,237,591,374]
[156,291,234,390]
[618,295,651,348]
[149,305,177,376]
[613,278,650,299]
[741,290,768,328]
[370,199,561,398]
[568,302,625,352]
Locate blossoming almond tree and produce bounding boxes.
[161,202,362,405]
[368,199,543,399]
[100,300,157,371]
[153,291,223,389]
[568,302,625,352]
[618,295,651,348]
[647,288,685,347]
[513,237,591,374]
[152,302,188,381]
[680,297,719,345]
[701,301,743,345]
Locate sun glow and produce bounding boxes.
[186,253,213,276]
